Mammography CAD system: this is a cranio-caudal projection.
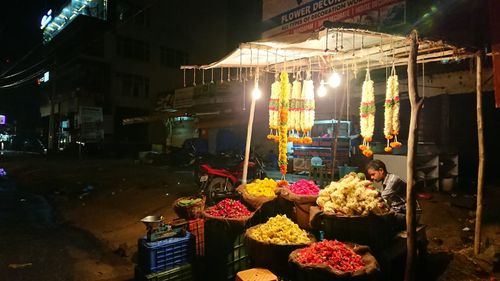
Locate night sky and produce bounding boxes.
[1,1,67,134]
[2,1,67,62]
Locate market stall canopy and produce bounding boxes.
[182,27,474,73]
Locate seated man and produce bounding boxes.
[366,159,420,229]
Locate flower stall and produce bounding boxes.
[178,26,480,280]
[181,27,472,182]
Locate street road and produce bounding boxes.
[0,177,131,281]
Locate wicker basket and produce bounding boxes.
[309,206,394,253]
[236,184,277,210]
[279,189,318,230]
[245,225,315,277]
[173,196,206,220]
[289,242,380,280]
[202,199,257,232]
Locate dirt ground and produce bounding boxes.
[1,154,499,280]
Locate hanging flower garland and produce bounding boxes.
[359,69,375,158]
[383,65,402,152]
[267,78,281,142]
[383,71,395,153]
[300,77,314,144]
[390,66,402,149]
[278,71,290,176]
[288,79,302,143]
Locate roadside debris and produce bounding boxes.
[8,263,32,269]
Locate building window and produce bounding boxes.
[160,47,189,68]
[116,36,150,61]
[116,73,150,98]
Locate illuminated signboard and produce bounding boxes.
[0,115,5,125]
[37,71,50,84]
[262,0,406,38]
[42,0,108,43]
[40,9,53,30]
[61,120,69,128]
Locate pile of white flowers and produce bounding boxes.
[317,173,383,216]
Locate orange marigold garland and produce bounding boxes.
[359,69,375,158]
[278,71,290,176]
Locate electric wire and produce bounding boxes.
[1,0,160,90]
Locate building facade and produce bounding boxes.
[39,0,231,154]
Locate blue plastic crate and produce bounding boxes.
[138,232,193,273]
[135,264,193,281]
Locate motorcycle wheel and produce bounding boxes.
[206,177,234,205]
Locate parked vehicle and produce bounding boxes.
[197,152,266,205]
[166,138,208,168]
[10,134,47,154]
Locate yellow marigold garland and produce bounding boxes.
[278,71,290,176]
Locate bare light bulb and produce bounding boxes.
[252,86,261,100]
[317,80,327,97]
[328,72,341,88]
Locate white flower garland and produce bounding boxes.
[290,80,302,131]
[269,81,280,130]
[391,75,400,135]
[301,79,315,132]
[359,69,375,157]
[384,75,396,138]
[360,74,375,139]
[383,65,402,152]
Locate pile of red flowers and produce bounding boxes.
[295,240,364,272]
[288,179,320,195]
[205,198,252,218]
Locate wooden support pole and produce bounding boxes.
[474,51,485,255]
[242,97,256,184]
[242,69,259,184]
[404,29,422,281]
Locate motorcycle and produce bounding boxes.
[167,138,208,168]
[197,152,266,205]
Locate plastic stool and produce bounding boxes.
[236,268,278,281]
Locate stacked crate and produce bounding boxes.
[135,231,195,281]
[135,263,194,281]
[187,219,204,257]
[204,219,250,281]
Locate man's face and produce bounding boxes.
[367,168,385,182]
